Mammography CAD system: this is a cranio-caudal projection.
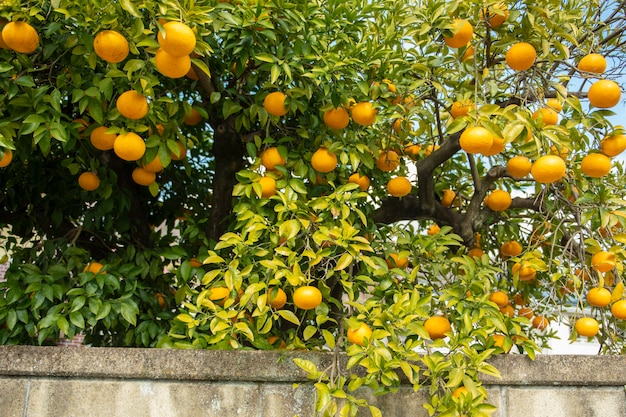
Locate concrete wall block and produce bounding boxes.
[0,377,27,417]
[260,383,315,417]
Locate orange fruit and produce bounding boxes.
[132,167,156,186]
[530,155,566,183]
[2,21,39,54]
[90,126,117,151]
[581,153,611,178]
[0,149,13,168]
[506,156,532,179]
[611,299,626,319]
[440,189,457,207]
[489,290,509,307]
[155,48,191,78]
[424,144,440,156]
[209,286,230,306]
[93,30,129,63]
[577,53,606,74]
[483,136,505,156]
[500,304,515,317]
[482,3,509,27]
[546,98,563,112]
[376,150,400,172]
[348,173,370,191]
[532,315,549,330]
[491,333,511,352]
[588,79,621,108]
[323,107,350,129]
[586,287,611,307]
[183,108,203,126]
[518,307,534,319]
[170,141,187,160]
[459,126,493,154]
[142,155,164,172]
[311,147,337,173]
[266,287,287,309]
[452,386,468,398]
[261,147,286,171]
[347,322,373,346]
[78,172,100,191]
[532,107,559,125]
[512,262,537,281]
[116,90,149,120]
[113,132,146,161]
[485,189,512,211]
[505,42,536,71]
[424,316,451,339]
[443,19,473,48]
[591,251,616,273]
[501,240,523,257]
[461,45,475,62]
[387,176,412,197]
[264,91,288,117]
[428,224,441,235]
[404,144,422,159]
[293,286,322,310]
[550,145,568,160]
[574,317,599,337]
[157,21,196,57]
[450,99,474,118]
[257,176,277,198]
[350,102,377,126]
[84,262,105,274]
[600,134,626,157]
[387,253,409,269]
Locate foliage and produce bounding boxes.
[1,0,626,415]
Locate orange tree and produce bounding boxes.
[1,0,626,415]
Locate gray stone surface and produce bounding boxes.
[0,377,27,417]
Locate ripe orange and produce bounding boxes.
[600,134,626,157]
[518,307,534,319]
[311,147,337,173]
[530,155,566,183]
[586,287,611,307]
[113,132,146,161]
[611,300,626,319]
[577,53,606,74]
[183,108,203,126]
[501,240,523,257]
[424,316,451,339]
[443,19,473,48]
[532,315,549,330]
[157,21,196,57]
[78,172,100,191]
[588,79,621,108]
[485,189,512,211]
[428,224,441,235]
[461,45,474,62]
[351,102,377,126]
[142,155,164,172]
[93,30,129,63]
[512,262,537,281]
[90,126,117,151]
[376,150,400,172]
[264,91,288,116]
[132,167,156,186]
[440,189,457,207]
[491,333,511,352]
[293,285,322,310]
[505,42,536,71]
[581,153,611,178]
[532,107,559,125]
[459,126,493,154]
[500,304,515,317]
[209,286,230,306]
[450,99,474,118]
[387,176,412,197]
[591,251,616,273]
[0,149,13,168]
[404,144,422,159]
[452,386,468,398]
[155,48,191,78]
[323,107,350,129]
[84,262,106,274]
[483,136,505,156]
[424,144,440,156]
[261,147,286,171]
[482,3,509,27]
[116,90,149,120]
[489,290,509,307]
[506,156,532,179]
[348,173,370,191]
[266,287,287,309]
[386,253,409,269]
[2,21,39,54]
[347,322,373,346]
[574,317,599,337]
[550,145,568,160]
[170,141,187,160]
[257,176,277,198]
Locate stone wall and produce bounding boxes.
[0,346,624,417]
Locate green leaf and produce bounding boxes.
[277,309,300,325]
[334,253,353,271]
[69,311,85,329]
[279,219,301,240]
[120,0,142,17]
